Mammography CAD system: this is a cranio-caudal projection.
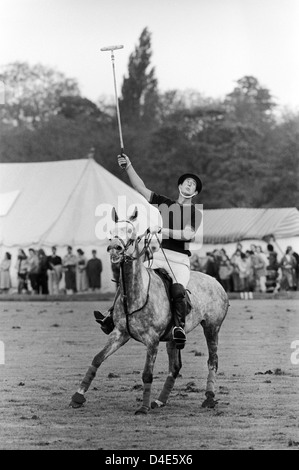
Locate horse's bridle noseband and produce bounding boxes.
[107,220,139,263]
[107,220,152,264]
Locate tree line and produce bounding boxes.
[0,27,298,208]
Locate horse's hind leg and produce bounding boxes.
[151,341,182,409]
[70,330,129,408]
[202,323,220,408]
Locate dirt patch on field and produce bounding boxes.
[0,298,298,450]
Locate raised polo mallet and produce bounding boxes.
[100,45,126,168]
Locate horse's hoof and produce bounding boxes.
[69,392,86,408]
[151,400,166,409]
[69,400,84,409]
[201,397,218,408]
[135,405,149,415]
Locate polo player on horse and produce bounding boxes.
[95,154,202,350]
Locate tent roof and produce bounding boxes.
[202,207,299,244]
[0,158,159,247]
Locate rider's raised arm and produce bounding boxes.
[118,154,152,202]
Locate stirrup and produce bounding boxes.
[94,310,114,335]
[172,326,186,350]
[94,310,105,323]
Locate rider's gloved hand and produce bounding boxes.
[117,154,131,170]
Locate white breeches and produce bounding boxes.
[146,249,190,288]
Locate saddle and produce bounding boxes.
[152,268,192,341]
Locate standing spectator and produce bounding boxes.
[218,249,233,292]
[251,246,267,293]
[190,253,202,271]
[238,252,252,299]
[27,248,39,294]
[86,250,102,292]
[292,249,299,291]
[236,242,245,255]
[280,246,297,291]
[48,246,62,295]
[231,242,244,293]
[256,246,269,269]
[266,244,279,293]
[76,249,88,292]
[0,252,12,294]
[204,252,219,280]
[15,249,29,294]
[36,249,49,294]
[63,246,77,294]
[245,250,255,298]
[230,248,243,292]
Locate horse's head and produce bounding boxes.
[107,207,139,264]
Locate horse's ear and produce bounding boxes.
[129,206,138,222]
[112,207,119,223]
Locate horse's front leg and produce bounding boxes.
[135,340,159,415]
[151,340,182,409]
[70,329,130,408]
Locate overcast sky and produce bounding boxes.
[1,0,298,112]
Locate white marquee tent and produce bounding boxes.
[0,158,160,293]
[193,207,299,258]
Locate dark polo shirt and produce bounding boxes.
[150,192,202,256]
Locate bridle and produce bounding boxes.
[107,219,152,341]
[107,220,150,264]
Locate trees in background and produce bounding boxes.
[206,75,278,207]
[0,32,298,208]
[120,27,159,127]
[0,62,79,127]
[265,112,299,206]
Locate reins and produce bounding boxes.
[115,229,152,342]
[109,224,184,342]
[119,258,151,342]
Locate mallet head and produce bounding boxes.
[100,45,124,51]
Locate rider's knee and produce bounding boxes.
[170,283,186,300]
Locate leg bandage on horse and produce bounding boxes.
[81,365,98,392]
[157,375,176,404]
[206,365,217,396]
[141,383,152,411]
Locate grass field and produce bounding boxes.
[0,298,298,450]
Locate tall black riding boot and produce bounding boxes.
[170,283,187,349]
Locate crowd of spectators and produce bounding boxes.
[190,243,299,298]
[1,242,299,297]
[0,246,103,295]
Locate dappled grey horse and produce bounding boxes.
[70,208,229,414]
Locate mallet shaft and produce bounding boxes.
[111,54,124,151]
[101,44,125,159]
